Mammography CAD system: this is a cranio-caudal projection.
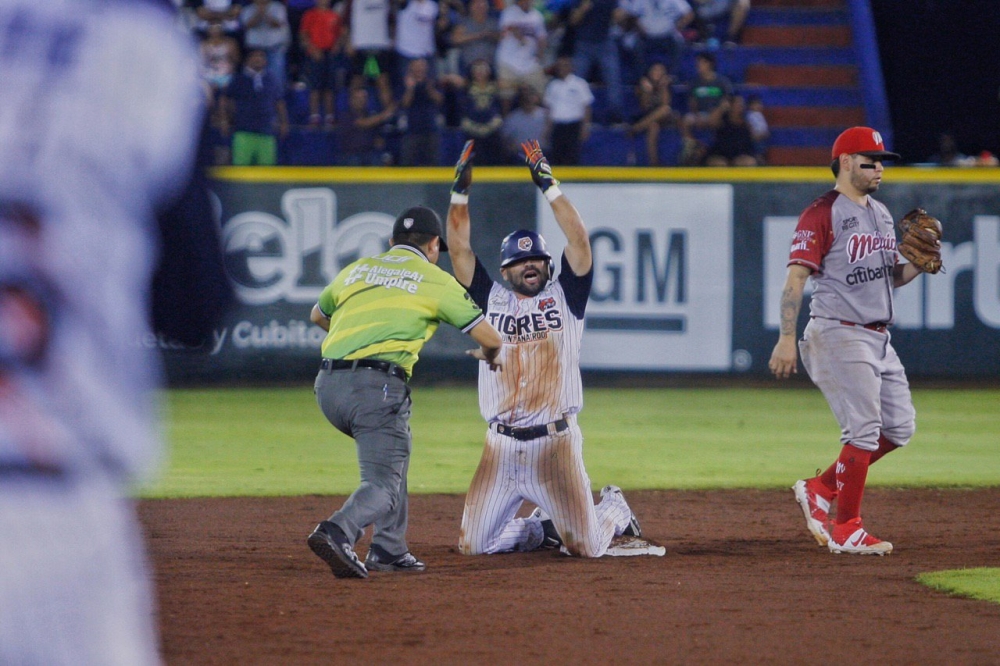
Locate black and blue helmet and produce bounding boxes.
[499,229,553,273]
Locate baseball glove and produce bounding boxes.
[897,208,943,274]
[521,139,559,193]
[452,140,474,196]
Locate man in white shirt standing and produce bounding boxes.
[496,0,549,113]
[543,56,594,165]
[625,0,694,75]
[394,0,440,92]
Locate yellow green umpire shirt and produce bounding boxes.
[316,244,486,378]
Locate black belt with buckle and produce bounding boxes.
[839,320,888,333]
[492,418,569,441]
[320,358,407,382]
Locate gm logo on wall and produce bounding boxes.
[540,184,734,370]
[222,188,394,305]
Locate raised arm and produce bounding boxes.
[521,139,591,275]
[446,140,476,287]
[768,263,811,379]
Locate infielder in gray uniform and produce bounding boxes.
[447,140,662,558]
[769,126,935,556]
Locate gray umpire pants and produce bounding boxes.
[314,366,413,557]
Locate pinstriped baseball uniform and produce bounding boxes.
[790,190,916,452]
[458,254,633,557]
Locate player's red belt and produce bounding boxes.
[491,418,569,441]
[320,358,408,382]
[839,320,888,333]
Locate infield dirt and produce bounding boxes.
[141,488,1000,664]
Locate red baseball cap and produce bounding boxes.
[831,126,901,161]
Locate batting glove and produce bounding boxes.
[521,140,560,195]
[452,140,475,199]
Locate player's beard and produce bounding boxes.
[506,262,550,297]
[850,169,880,194]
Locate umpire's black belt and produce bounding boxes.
[491,418,569,441]
[320,358,407,383]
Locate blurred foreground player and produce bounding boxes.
[0,1,231,663]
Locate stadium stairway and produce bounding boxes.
[738,0,864,165]
[581,0,868,166]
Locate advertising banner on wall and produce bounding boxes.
[539,184,733,370]
[160,173,1000,383]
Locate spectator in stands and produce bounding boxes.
[690,0,750,46]
[544,55,594,165]
[745,93,769,163]
[501,85,550,163]
[338,85,397,166]
[343,0,396,110]
[458,59,506,165]
[628,61,676,166]
[300,0,350,128]
[435,0,467,77]
[625,0,694,76]
[241,0,292,94]
[434,0,467,128]
[285,0,317,87]
[201,21,242,165]
[704,95,757,166]
[568,0,628,124]
[201,20,241,97]
[394,0,440,93]
[680,51,731,163]
[496,0,550,115]
[220,49,290,166]
[398,58,445,166]
[192,0,243,37]
[929,132,971,166]
[451,0,501,77]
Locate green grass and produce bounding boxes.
[917,568,1000,604]
[141,386,1000,498]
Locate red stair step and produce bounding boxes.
[767,146,837,166]
[765,106,865,128]
[742,25,852,47]
[746,64,857,87]
[752,0,844,7]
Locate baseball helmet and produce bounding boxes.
[500,229,553,274]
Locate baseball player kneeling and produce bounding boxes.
[447,140,663,558]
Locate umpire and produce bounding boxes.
[307,205,502,579]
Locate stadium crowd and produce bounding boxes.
[177,0,764,166]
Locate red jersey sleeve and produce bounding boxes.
[788,190,835,273]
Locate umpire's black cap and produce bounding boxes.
[392,206,448,251]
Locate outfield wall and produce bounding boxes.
[161,166,1000,383]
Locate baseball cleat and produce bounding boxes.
[828,518,893,556]
[792,479,833,546]
[601,485,642,537]
[529,507,563,549]
[308,521,368,578]
[364,545,426,572]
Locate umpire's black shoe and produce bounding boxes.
[308,521,367,579]
[364,544,427,572]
